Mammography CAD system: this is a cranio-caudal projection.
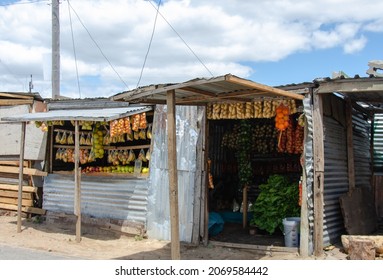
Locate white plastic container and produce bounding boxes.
[282,217,301,247]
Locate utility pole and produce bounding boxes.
[52,0,60,99]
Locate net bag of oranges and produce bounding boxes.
[275,104,290,149]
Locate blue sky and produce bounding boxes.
[0,0,382,98]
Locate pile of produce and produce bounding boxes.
[207,99,297,120]
[250,174,300,234]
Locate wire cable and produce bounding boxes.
[67,1,130,90]
[136,0,161,88]
[147,0,214,77]
[67,0,81,98]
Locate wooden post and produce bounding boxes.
[166,90,180,260]
[243,186,248,228]
[17,122,26,233]
[202,109,209,246]
[345,98,355,191]
[312,92,324,257]
[74,120,81,242]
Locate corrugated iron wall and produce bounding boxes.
[373,114,383,172]
[323,116,348,246]
[43,174,149,224]
[146,105,201,242]
[352,111,372,189]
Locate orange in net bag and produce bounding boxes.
[275,104,290,150]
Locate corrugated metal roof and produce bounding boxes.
[112,74,304,105]
[315,76,383,114]
[1,105,152,122]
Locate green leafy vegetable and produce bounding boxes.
[250,174,300,234]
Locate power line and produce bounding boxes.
[67,0,81,98]
[67,1,130,90]
[136,0,162,88]
[146,0,214,77]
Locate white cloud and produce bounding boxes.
[0,0,382,98]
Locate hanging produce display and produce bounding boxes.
[49,112,152,176]
[207,99,297,120]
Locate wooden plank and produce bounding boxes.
[0,165,47,176]
[0,99,34,106]
[0,203,46,215]
[0,92,34,99]
[0,184,37,193]
[74,120,82,243]
[345,98,355,190]
[202,108,209,246]
[0,190,33,199]
[312,92,324,257]
[0,161,29,167]
[17,122,26,233]
[0,197,34,207]
[209,241,299,254]
[226,74,304,100]
[191,107,205,245]
[167,89,180,260]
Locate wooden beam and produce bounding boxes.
[345,98,356,191]
[74,120,81,243]
[167,89,180,260]
[0,190,33,199]
[0,92,34,99]
[0,161,29,167]
[0,197,34,207]
[0,184,37,193]
[0,99,34,106]
[226,74,304,100]
[312,92,324,257]
[317,79,383,94]
[17,122,26,233]
[209,241,299,254]
[0,166,47,176]
[0,203,46,215]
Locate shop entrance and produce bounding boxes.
[206,100,303,248]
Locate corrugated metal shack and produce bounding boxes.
[278,76,383,257]
[311,76,383,256]
[3,74,382,259]
[2,98,153,240]
[0,91,47,216]
[113,74,305,258]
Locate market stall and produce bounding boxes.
[113,74,306,258]
[2,102,153,241]
[206,98,304,247]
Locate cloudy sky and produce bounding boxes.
[0,0,382,99]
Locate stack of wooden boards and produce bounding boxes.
[0,161,47,215]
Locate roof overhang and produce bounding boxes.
[315,77,383,115]
[112,74,304,105]
[1,105,152,123]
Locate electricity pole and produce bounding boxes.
[52,0,60,99]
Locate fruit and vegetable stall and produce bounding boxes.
[206,98,304,239]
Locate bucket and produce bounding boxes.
[282,217,301,247]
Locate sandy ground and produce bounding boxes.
[0,211,348,260]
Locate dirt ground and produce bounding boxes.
[0,211,348,260]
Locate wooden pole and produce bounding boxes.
[345,98,356,191]
[243,186,248,228]
[74,120,81,242]
[202,108,209,246]
[166,90,180,260]
[52,0,60,98]
[17,122,26,233]
[312,92,324,257]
